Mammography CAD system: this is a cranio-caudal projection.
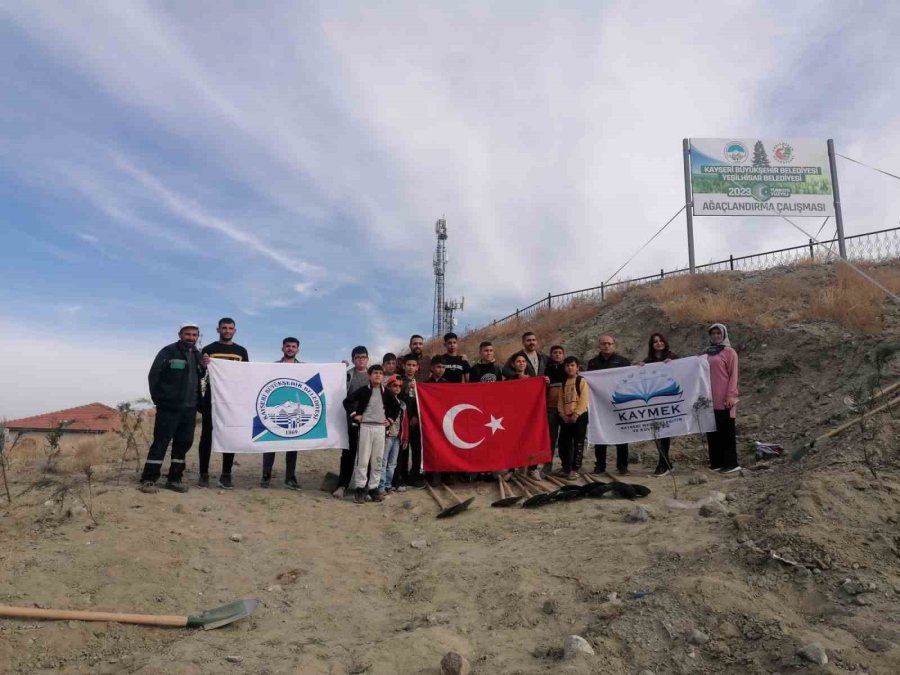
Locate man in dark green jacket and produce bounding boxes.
[139,323,204,494]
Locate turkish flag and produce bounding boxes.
[417,378,550,472]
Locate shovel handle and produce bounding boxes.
[424,482,446,509]
[498,478,505,499]
[511,476,532,498]
[0,605,187,627]
[442,484,464,505]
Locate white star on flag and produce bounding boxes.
[484,415,505,435]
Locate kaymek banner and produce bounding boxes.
[690,138,834,217]
[583,356,716,445]
[417,378,550,472]
[208,360,349,453]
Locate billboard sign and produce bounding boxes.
[690,139,834,217]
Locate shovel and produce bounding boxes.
[424,482,468,519]
[543,475,588,501]
[0,598,259,630]
[511,476,552,508]
[442,484,476,513]
[579,473,611,498]
[491,476,522,507]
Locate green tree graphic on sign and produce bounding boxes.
[752,140,770,168]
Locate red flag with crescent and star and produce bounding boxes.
[417,378,550,472]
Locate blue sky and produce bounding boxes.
[1,1,899,418]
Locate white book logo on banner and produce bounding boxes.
[611,365,685,431]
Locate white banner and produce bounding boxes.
[209,360,349,453]
[584,356,716,445]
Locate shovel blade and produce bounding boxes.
[187,599,259,630]
[491,496,523,507]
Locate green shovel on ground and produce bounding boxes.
[0,598,259,630]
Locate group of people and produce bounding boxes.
[138,319,741,499]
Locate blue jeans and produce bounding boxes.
[380,436,401,490]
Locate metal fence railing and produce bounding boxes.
[486,226,900,327]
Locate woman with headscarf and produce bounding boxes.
[641,333,678,476]
[705,323,740,473]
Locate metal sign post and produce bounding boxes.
[682,138,696,273]
[827,139,848,259]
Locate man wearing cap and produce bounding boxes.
[139,323,204,493]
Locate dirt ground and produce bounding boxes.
[1,263,899,674]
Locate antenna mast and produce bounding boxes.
[431,217,464,337]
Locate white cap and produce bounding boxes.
[179,322,200,331]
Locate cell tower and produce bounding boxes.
[431,217,464,337]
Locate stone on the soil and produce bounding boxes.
[687,629,710,645]
[595,598,625,620]
[229,533,243,542]
[795,566,812,578]
[853,595,871,606]
[862,637,892,653]
[224,655,243,663]
[440,651,471,675]
[410,539,427,549]
[699,502,726,518]
[542,599,557,615]
[733,514,755,530]
[266,584,283,593]
[562,635,595,660]
[797,643,828,665]
[626,506,650,522]
[687,474,708,485]
[840,578,865,595]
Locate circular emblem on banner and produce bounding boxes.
[773,142,794,164]
[723,141,747,164]
[256,378,322,438]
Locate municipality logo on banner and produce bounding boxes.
[253,376,326,442]
[209,360,348,453]
[584,356,716,445]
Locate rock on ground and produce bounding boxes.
[440,651,470,675]
[797,643,828,665]
[563,635,595,660]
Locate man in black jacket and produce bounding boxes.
[343,365,401,503]
[587,335,632,475]
[139,323,204,493]
[502,331,550,380]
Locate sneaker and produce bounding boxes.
[218,475,234,489]
[529,469,543,481]
[593,465,604,475]
[260,474,272,488]
[198,474,210,488]
[285,477,301,491]
[332,486,346,499]
[652,467,670,477]
[395,485,408,493]
[139,481,158,494]
[353,488,366,504]
[370,489,384,503]
[164,481,188,493]
[720,466,742,474]
[408,479,425,489]
[617,467,630,476]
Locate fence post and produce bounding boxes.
[515,308,519,321]
[660,268,664,280]
[600,282,605,301]
[547,292,552,310]
[729,255,734,271]
[808,238,815,260]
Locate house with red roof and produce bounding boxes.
[4,403,121,444]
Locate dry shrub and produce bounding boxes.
[453,299,600,363]
[73,437,101,473]
[805,264,900,333]
[642,272,732,303]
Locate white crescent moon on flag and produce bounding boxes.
[442,403,484,449]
